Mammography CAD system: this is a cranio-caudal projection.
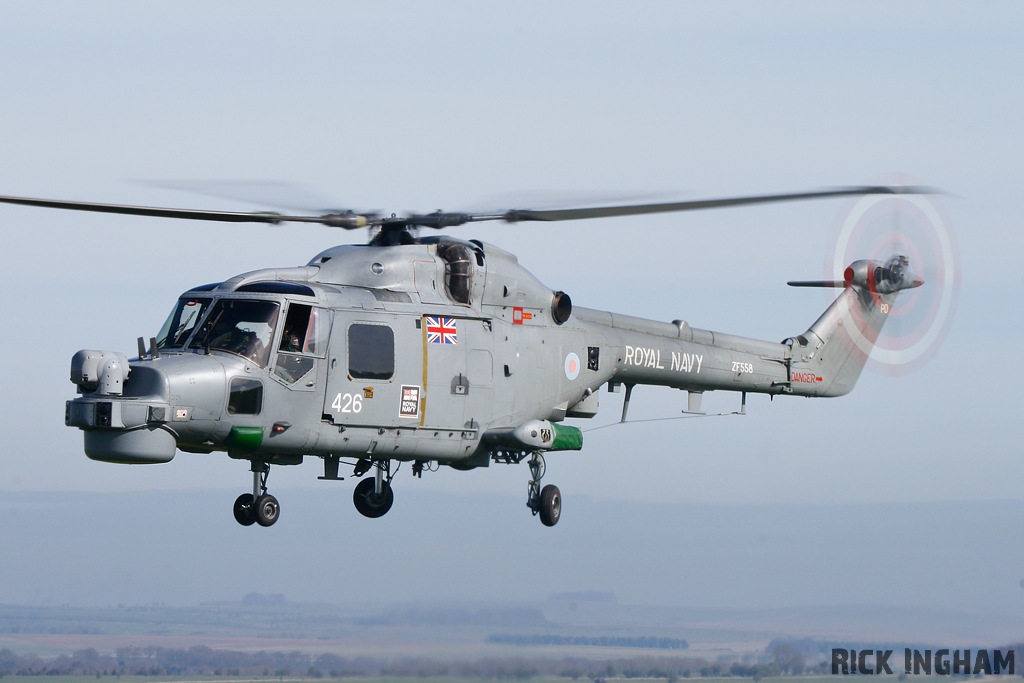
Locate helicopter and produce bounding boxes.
[0,186,926,528]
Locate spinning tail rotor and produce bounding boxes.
[788,175,958,376]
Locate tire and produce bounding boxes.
[255,494,280,527]
[353,477,394,518]
[233,493,256,526]
[539,484,561,527]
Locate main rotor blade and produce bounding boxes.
[133,179,349,214]
[0,194,370,228]
[0,185,937,231]
[487,186,935,223]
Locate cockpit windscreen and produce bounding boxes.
[188,299,280,367]
[156,297,212,349]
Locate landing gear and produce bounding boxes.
[353,460,395,518]
[526,452,561,527]
[233,461,280,527]
[233,493,256,526]
[255,493,280,527]
[538,484,561,527]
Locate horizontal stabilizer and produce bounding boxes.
[787,280,846,288]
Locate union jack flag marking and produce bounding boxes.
[426,317,458,344]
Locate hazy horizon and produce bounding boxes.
[4,489,1024,616]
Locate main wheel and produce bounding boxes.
[233,493,256,526]
[353,478,394,518]
[539,484,561,527]
[255,494,280,527]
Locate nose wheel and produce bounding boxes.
[233,493,256,526]
[233,462,280,527]
[526,452,561,527]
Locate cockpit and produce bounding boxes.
[188,298,280,366]
[154,286,328,376]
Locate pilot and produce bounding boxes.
[279,325,302,353]
[279,317,305,353]
[212,326,262,361]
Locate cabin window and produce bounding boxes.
[156,297,212,349]
[188,299,280,368]
[437,242,473,305]
[348,323,394,380]
[227,377,263,415]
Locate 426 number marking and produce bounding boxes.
[331,392,362,413]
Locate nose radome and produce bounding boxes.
[85,426,177,464]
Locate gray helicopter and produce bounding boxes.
[0,187,925,527]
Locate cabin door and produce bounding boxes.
[322,313,423,428]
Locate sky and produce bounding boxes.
[0,2,1023,611]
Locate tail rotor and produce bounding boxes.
[823,174,959,376]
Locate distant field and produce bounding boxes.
[0,676,1004,682]
[0,678,570,683]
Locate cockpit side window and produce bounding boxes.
[274,304,330,384]
[156,297,212,349]
[437,243,473,305]
[189,299,280,367]
[278,304,329,356]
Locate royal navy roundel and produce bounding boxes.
[564,352,581,381]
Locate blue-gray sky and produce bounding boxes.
[1,2,1022,610]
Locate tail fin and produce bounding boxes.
[787,256,922,396]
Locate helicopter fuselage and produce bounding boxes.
[63,235,919,533]
[0,182,927,526]
[65,237,910,469]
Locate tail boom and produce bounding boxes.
[575,257,918,400]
